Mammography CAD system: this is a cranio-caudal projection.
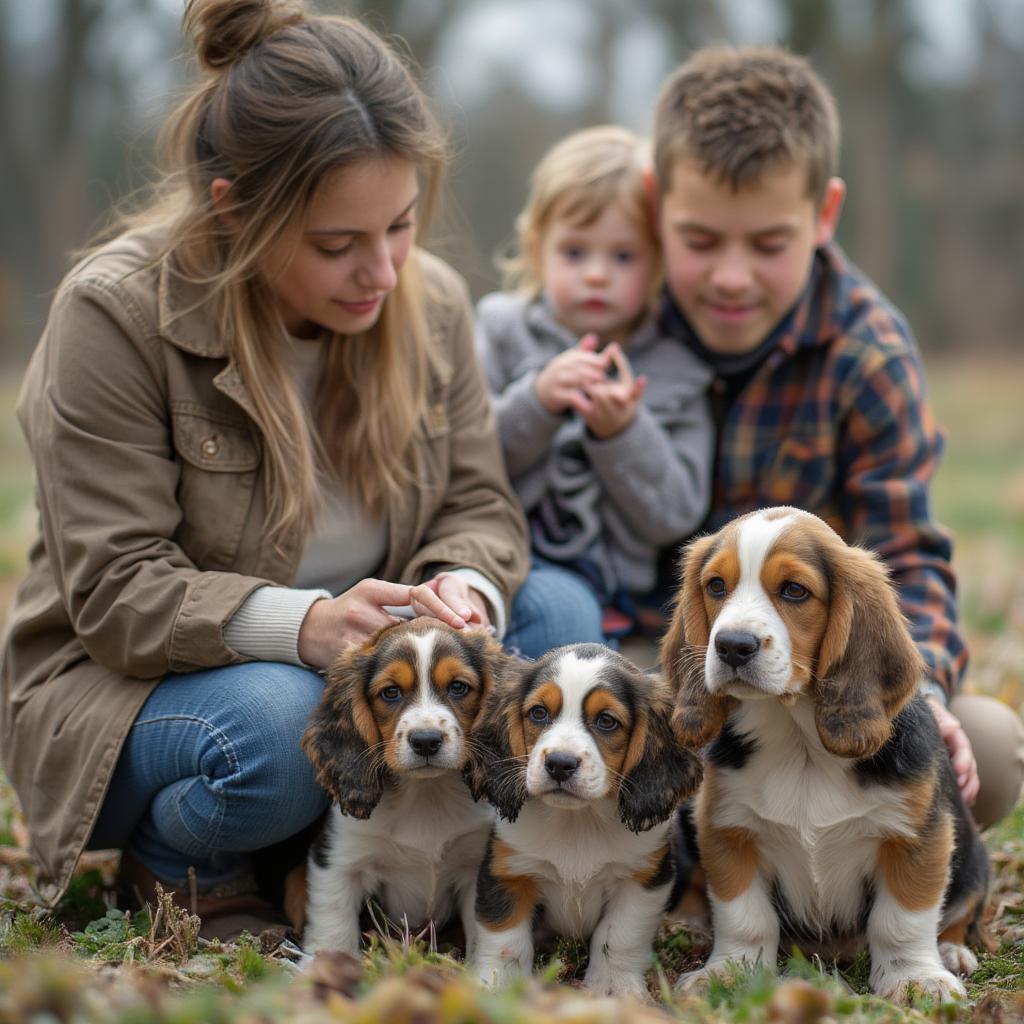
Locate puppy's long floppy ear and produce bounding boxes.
[464,665,528,822]
[812,540,924,759]
[619,678,704,833]
[301,642,390,819]
[662,534,737,748]
[459,629,514,727]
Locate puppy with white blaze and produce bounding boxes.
[300,618,509,956]
[662,507,990,1004]
[467,644,702,998]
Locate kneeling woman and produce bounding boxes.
[0,0,596,937]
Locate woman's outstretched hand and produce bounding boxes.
[297,574,491,670]
[412,571,491,632]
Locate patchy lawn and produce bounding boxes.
[0,804,1021,1022]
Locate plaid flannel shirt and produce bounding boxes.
[665,243,967,701]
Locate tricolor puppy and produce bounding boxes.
[300,618,508,955]
[467,644,701,998]
[663,507,990,1003]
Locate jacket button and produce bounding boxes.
[201,437,220,457]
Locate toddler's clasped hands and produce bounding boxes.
[534,334,647,439]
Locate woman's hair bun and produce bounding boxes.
[185,0,307,71]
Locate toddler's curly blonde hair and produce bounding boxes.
[501,125,656,296]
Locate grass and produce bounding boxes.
[929,358,1024,547]
[0,814,1021,1021]
[0,354,1021,1020]
[928,356,1024,707]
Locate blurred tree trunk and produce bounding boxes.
[841,0,914,293]
[934,1,1024,349]
[648,0,730,53]
[0,0,115,356]
[334,0,450,71]
[781,0,919,306]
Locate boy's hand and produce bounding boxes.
[926,695,980,806]
[583,343,647,439]
[534,334,610,415]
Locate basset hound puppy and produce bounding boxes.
[300,618,508,955]
[467,643,701,998]
[663,507,990,1003]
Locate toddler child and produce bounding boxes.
[476,125,712,640]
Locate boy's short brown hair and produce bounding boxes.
[653,46,839,203]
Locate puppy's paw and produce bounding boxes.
[939,941,978,976]
[301,931,360,960]
[675,954,767,996]
[584,966,650,1002]
[475,963,502,989]
[875,967,966,1006]
[475,959,527,989]
[674,965,718,995]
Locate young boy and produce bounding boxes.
[652,45,1022,827]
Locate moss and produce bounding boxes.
[0,909,64,955]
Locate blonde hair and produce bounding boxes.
[654,46,839,203]
[112,0,448,541]
[502,125,656,296]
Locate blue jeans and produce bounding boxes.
[87,565,605,888]
[88,662,329,889]
[503,558,605,658]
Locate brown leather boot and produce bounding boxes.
[117,851,291,946]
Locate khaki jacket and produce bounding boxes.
[0,225,528,905]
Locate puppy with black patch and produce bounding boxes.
[300,617,509,955]
[663,507,990,1003]
[468,644,701,998]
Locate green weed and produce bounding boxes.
[70,906,152,961]
[358,902,463,987]
[537,934,588,983]
[231,933,277,982]
[839,948,874,994]
[966,943,1024,991]
[655,921,702,980]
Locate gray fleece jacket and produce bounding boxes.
[475,291,713,594]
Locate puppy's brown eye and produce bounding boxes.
[707,577,727,598]
[448,680,471,698]
[527,705,549,724]
[594,711,619,732]
[380,684,402,703]
[780,581,810,602]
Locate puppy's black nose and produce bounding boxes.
[715,630,761,668]
[545,752,580,782]
[409,728,443,757]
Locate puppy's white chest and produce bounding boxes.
[382,783,491,860]
[744,744,874,837]
[715,703,912,932]
[498,800,667,938]
[334,775,492,923]
[723,702,903,836]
